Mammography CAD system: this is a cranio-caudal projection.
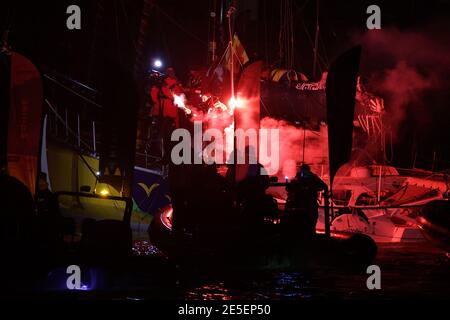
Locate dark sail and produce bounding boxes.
[7,53,43,195]
[234,61,262,182]
[94,1,142,198]
[98,60,138,198]
[326,46,362,187]
[235,61,262,132]
[0,51,10,172]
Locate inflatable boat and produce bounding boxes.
[417,199,450,251]
[149,206,378,271]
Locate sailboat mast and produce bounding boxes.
[227,4,236,100]
[208,0,219,65]
[0,31,11,172]
[312,0,320,79]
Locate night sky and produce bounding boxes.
[1,0,449,171]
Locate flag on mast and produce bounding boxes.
[224,34,249,74]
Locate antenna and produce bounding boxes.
[226,4,236,111]
[312,0,320,79]
[226,3,238,185]
[226,5,236,18]
[1,31,11,54]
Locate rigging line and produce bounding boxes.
[283,0,287,67]
[207,0,212,63]
[319,29,329,67]
[312,0,320,78]
[206,42,230,76]
[156,8,172,67]
[388,129,394,163]
[263,0,269,64]
[317,57,324,76]
[2,6,14,31]
[301,19,327,71]
[233,48,246,68]
[260,98,271,117]
[286,0,290,67]
[282,0,286,66]
[287,3,290,66]
[44,99,95,153]
[114,2,122,65]
[204,43,230,90]
[78,152,99,182]
[119,0,137,51]
[87,1,103,82]
[155,5,207,46]
[284,1,287,53]
[278,0,283,64]
[228,8,235,98]
[293,0,311,18]
[43,74,102,108]
[291,0,294,67]
[47,69,98,92]
[287,0,291,68]
[290,0,295,68]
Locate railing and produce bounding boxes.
[45,99,98,158]
[54,191,133,226]
[44,71,165,171]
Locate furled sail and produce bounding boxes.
[326,46,362,188]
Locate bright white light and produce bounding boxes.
[96,171,100,176]
[228,97,236,110]
[173,93,192,114]
[173,94,185,108]
[153,59,163,68]
[228,97,243,110]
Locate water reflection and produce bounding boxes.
[130,241,450,300]
[274,272,313,299]
[183,272,318,300]
[186,282,232,300]
[132,240,163,256]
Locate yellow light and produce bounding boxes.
[99,189,110,197]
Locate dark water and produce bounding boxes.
[131,241,450,300]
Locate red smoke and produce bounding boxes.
[355,27,450,139]
[260,117,329,179]
[378,60,433,131]
[357,28,450,70]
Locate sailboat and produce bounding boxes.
[2,1,447,254]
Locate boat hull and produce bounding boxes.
[149,206,378,271]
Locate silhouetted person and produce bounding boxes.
[0,173,35,246]
[150,67,187,163]
[188,163,233,245]
[228,146,276,227]
[0,172,37,292]
[168,161,192,240]
[35,172,62,247]
[284,164,328,238]
[36,172,59,219]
